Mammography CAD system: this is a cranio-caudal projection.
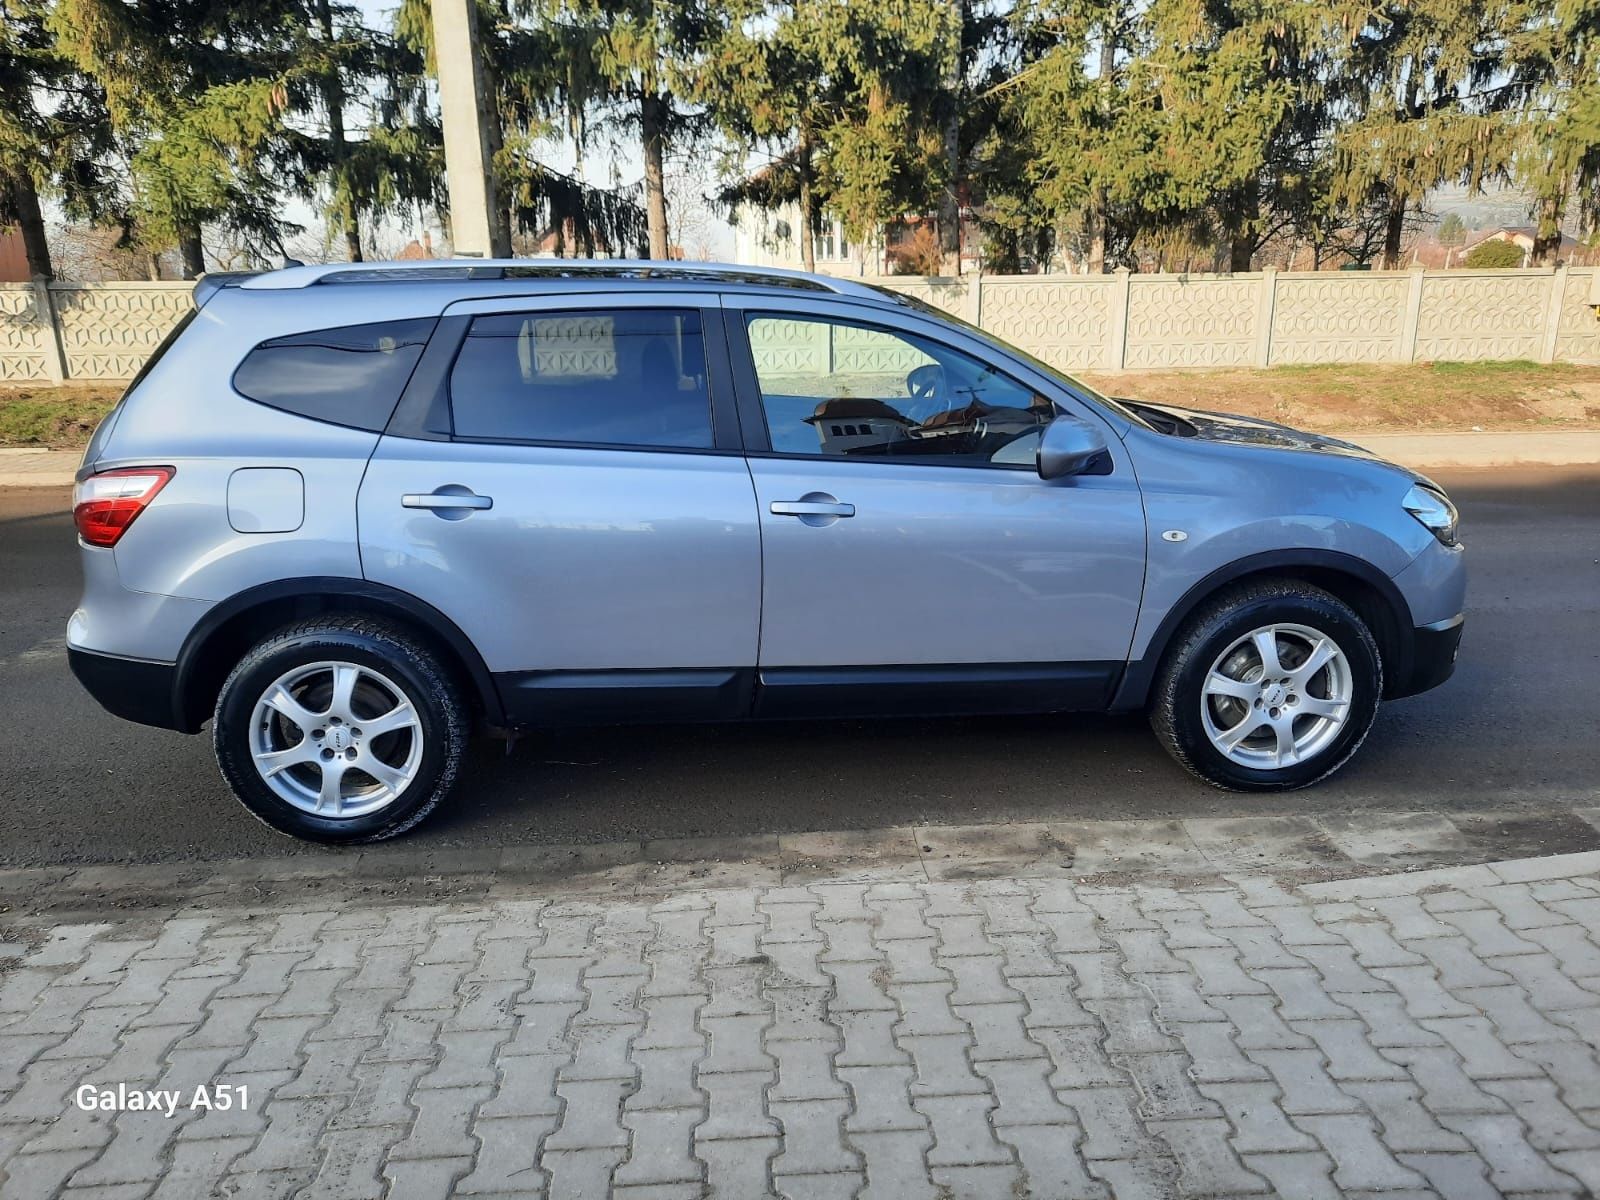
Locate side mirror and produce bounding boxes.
[1037,414,1109,480]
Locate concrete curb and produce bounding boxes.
[4,430,1600,486]
[6,804,1599,916]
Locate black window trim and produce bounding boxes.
[231,316,439,434]
[725,305,1103,475]
[386,302,743,455]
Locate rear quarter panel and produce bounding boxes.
[94,288,438,602]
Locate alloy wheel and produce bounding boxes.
[1199,623,1353,769]
[247,660,424,817]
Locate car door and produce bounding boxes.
[359,292,762,725]
[726,298,1148,718]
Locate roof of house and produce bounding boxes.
[1470,226,1579,248]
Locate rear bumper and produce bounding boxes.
[1391,613,1463,699]
[68,646,186,731]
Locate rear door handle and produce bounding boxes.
[403,493,493,510]
[771,499,855,518]
[402,486,493,516]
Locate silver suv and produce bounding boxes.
[69,261,1465,842]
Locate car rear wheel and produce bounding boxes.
[1150,579,1382,791]
[213,617,467,842]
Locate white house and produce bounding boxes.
[730,201,867,276]
[1461,226,1589,267]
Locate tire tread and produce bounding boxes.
[212,615,467,842]
[1149,577,1382,792]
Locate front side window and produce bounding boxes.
[449,308,713,448]
[233,318,436,431]
[746,315,1056,465]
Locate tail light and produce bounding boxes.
[73,467,174,547]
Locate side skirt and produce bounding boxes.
[495,662,1124,728]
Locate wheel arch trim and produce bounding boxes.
[1111,548,1415,712]
[173,577,506,732]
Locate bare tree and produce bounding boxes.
[666,156,724,261]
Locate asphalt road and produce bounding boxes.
[2,466,1596,868]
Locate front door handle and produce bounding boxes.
[771,498,855,518]
[402,485,493,519]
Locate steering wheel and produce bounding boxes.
[906,363,945,423]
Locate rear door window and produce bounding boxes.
[233,318,436,431]
[448,308,713,448]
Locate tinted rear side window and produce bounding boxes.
[449,308,713,448]
[233,318,436,431]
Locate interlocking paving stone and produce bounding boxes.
[849,1128,937,1200]
[1151,1116,1271,1193]
[5,850,1600,1197]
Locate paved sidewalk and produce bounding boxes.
[1331,429,1600,470]
[8,852,1600,1198]
[0,449,75,488]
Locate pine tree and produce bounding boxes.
[1007,0,1157,271]
[50,0,311,276]
[528,0,719,258]
[701,0,837,271]
[1,0,115,278]
[1503,0,1600,264]
[1327,0,1519,270]
[392,0,646,256]
[949,2,1038,270]
[1144,0,1323,271]
[304,0,376,261]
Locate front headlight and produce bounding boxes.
[1403,483,1460,547]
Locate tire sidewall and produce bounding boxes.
[1164,592,1381,790]
[214,626,461,843]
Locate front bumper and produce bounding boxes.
[1391,613,1463,699]
[68,646,185,731]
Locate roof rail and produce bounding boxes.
[235,258,886,300]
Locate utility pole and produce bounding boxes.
[431,0,512,257]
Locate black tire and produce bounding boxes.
[1149,578,1382,791]
[213,616,468,843]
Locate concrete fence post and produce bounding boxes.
[1541,267,1567,364]
[31,277,67,383]
[1109,267,1132,370]
[1400,267,1426,363]
[1254,268,1277,367]
[969,272,983,327]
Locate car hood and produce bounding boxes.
[1122,399,1386,457]
[1119,399,1444,489]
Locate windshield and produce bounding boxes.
[864,284,1155,431]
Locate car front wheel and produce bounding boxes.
[213,617,468,842]
[1150,579,1382,791]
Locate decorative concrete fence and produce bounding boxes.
[0,281,195,383]
[3,267,1598,383]
[878,266,1600,372]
